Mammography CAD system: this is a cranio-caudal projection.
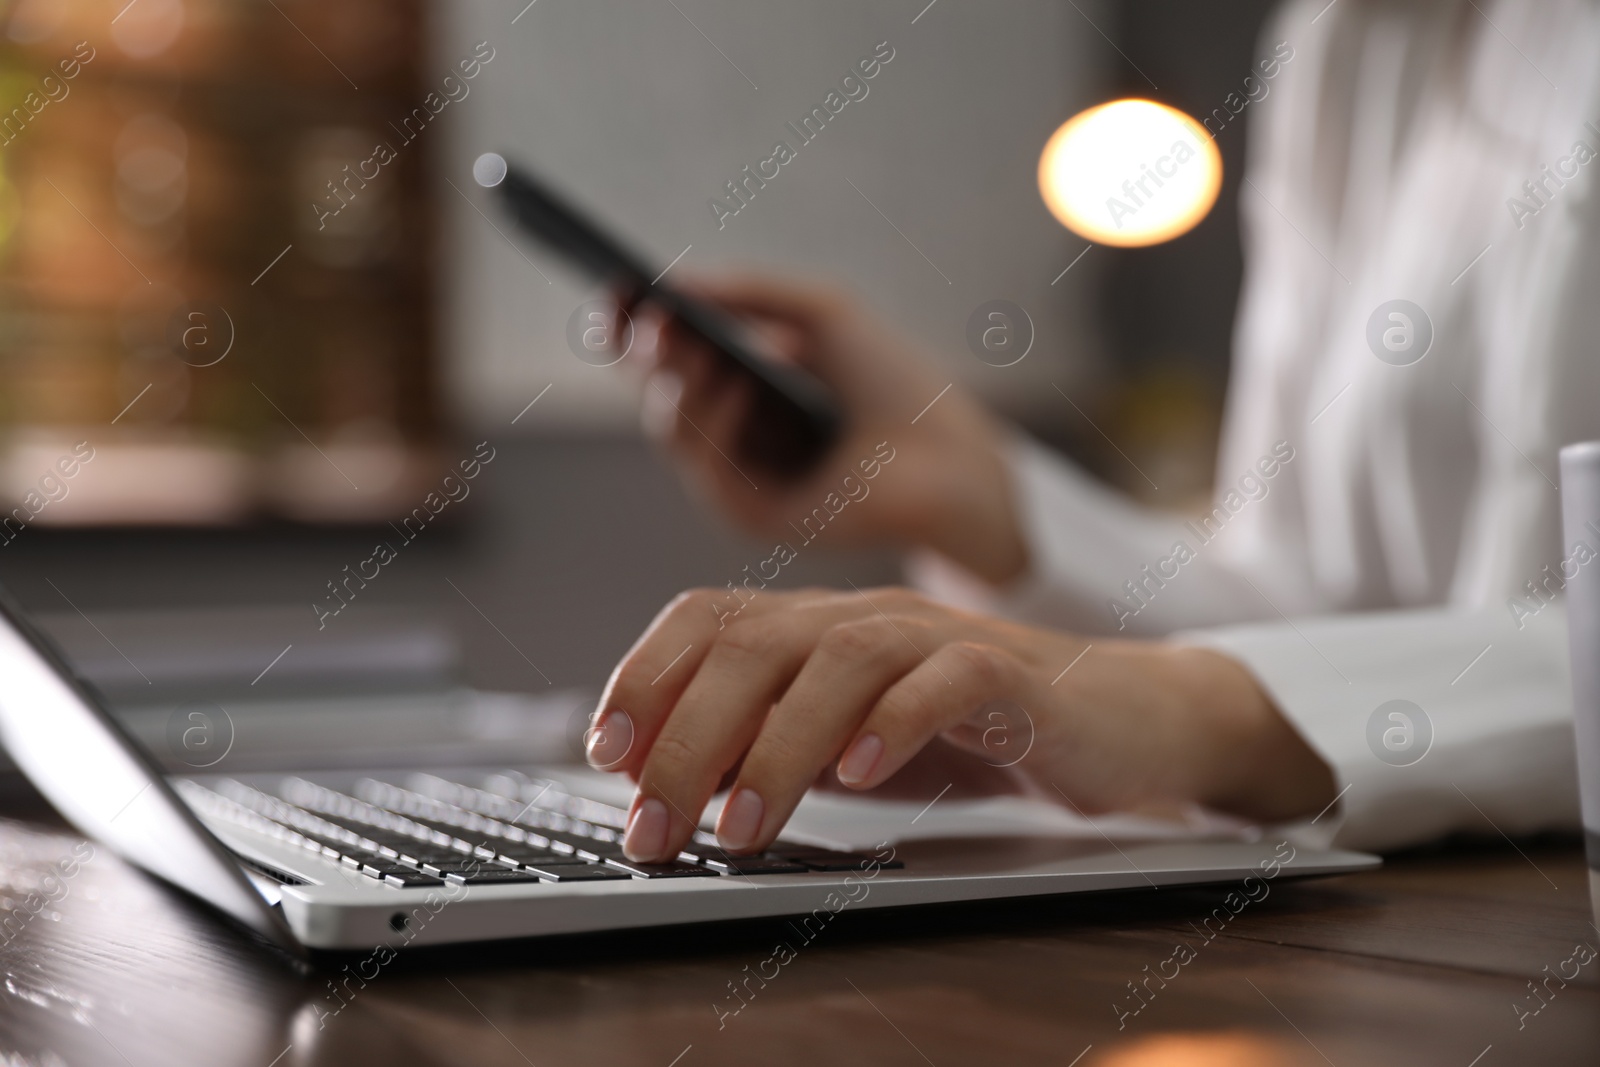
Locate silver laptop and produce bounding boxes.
[0,584,1378,955]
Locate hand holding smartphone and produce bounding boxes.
[473,153,843,476]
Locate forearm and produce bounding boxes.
[1173,647,1337,823]
[1056,641,1336,824]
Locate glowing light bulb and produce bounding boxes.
[1038,98,1222,248]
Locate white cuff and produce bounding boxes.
[1175,605,1579,852]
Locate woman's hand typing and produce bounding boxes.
[589,587,1336,863]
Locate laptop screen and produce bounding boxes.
[0,585,296,950]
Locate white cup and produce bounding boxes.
[1559,441,1600,921]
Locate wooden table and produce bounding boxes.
[0,794,1595,1067]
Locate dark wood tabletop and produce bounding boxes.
[0,792,1595,1067]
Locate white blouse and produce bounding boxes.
[914,0,1600,851]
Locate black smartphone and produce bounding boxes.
[474,152,843,477]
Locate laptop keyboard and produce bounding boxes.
[175,773,900,891]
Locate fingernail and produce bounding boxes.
[717,788,765,852]
[837,733,884,786]
[623,797,669,862]
[585,709,634,769]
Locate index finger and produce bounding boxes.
[593,587,830,775]
[590,589,724,774]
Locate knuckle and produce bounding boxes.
[944,641,1012,689]
[872,687,925,731]
[817,619,891,660]
[642,729,699,786]
[744,730,806,780]
[662,587,716,622]
[715,617,784,660]
[678,586,719,607]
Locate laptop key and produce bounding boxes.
[676,844,796,870]
[538,830,626,861]
[361,860,416,877]
[381,871,446,888]
[444,869,547,886]
[360,862,445,888]
[498,849,588,866]
[525,864,633,882]
[574,843,626,862]
[698,857,812,875]
[421,860,492,877]
[409,847,473,865]
[767,855,861,872]
[675,846,793,867]
[603,858,721,878]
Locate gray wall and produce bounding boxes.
[436,0,1109,429]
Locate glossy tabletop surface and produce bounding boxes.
[0,791,1595,1067]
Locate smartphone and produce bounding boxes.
[474,152,843,477]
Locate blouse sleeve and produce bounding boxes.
[1175,604,1578,852]
[908,437,1582,852]
[907,434,1282,637]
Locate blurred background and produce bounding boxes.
[0,0,1275,748]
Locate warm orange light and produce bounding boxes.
[1039,98,1222,248]
[1093,1031,1304,1067]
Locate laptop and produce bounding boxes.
[0,583,1378,955]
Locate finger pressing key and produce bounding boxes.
[621,594,869,862]
[714,615,930,853]
[592,589,722,777]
